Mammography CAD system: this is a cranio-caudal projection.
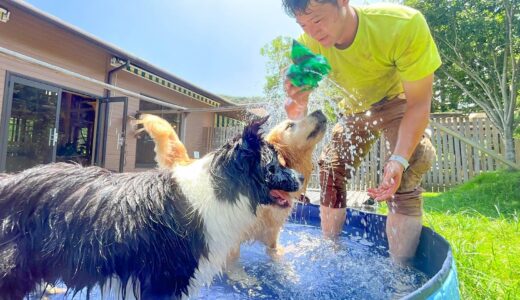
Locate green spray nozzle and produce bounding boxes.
[286,40,331,90]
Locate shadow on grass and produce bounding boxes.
[423,170,520,220]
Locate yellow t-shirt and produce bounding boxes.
[299,4,442,114]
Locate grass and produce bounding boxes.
[380,170,520,299]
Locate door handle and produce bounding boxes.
[116,129,125,150]
[52,128,58,146]
[48,128,58,146]
[48,128,53,146]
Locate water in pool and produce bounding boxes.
[197,222,429,300]
[33,222,429,300]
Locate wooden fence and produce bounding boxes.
[204,126,243,154]
[426,115,520,191]
[205,115,520,192]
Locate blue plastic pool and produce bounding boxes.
[288,203,460,300]
[197,203,460,300]
[34,203,460,299]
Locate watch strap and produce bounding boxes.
[389,154,409,170]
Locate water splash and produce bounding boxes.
[258,74,389,200]
[198,223,429,300]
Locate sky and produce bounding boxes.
[25,0,373,98]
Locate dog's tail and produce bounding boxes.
[132,114,192,168]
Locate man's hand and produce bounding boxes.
[368,74,434,202]
[284,77,311,120]
[367,160,404,201]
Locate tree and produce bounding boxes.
[260,36,292,98]
[406,0,519,163]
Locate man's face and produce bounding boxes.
[295,1,346,48]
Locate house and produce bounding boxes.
[0,0,248,173]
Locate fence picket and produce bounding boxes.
[442,118,451,190]
[456,117,468,183]
[473,118,482,174]
[434,122,444,190]
[484,118,493,171]
[461,117,475,182]
[491,118,501,170]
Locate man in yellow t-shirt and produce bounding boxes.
[282,0,441,263]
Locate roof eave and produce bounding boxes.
[7,0,236,106]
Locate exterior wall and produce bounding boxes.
[0,3,107,131]
[0,54,105,115]
[0,3,224,173]
[0,3,108,172]
[0,4,109,97]
[110,72,216,171]
[183,112,214,157]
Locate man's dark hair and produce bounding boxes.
[282,0,339,17]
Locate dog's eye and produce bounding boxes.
[285,123,295,130]
[267,164,276,174]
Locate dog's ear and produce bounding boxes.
[241,115,269,152]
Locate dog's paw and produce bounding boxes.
[45,286,67,295]
[266,245,285,260]
[226,263,260,287]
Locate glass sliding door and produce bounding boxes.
[94,96,128,172]
[56,92,97,166]
[0,76,61,172]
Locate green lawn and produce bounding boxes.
[416,171,520,299]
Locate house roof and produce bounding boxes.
[7,0,236,107]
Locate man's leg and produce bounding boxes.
[365,98,436,262]
[386,206,423,263]
[320,205,347,238]
[385,136,436,263]
[319,119,377,238]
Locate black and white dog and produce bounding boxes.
[0,117,303,299]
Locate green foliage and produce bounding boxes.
[260,36,292,97]
[424,170,520,219]
[406,0,519,162]
[323,99,338,123]
[425,210,519,299]
[431,78,464,112]
[380,170,520,298]
[424,170,520,299]
[406,0,519,114]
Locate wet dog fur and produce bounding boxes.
[133,111,327,260]
[0,117,303,299]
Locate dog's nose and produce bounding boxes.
[310,110,327,123]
